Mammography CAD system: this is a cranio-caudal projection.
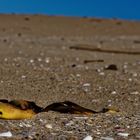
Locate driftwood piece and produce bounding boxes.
[70,45,140,55]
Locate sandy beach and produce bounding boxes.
[0,14,139,139]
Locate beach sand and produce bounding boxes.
[0,14,139,139]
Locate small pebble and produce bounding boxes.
[21,75,26,79]
[123,64,128,69]
[65,121,74,126]
[85,66,89,70]
[74,116,88,119]
[99,72,105,76]
[4,58,8,62]
[30,59,34,63]
[37,58,42,62]
[101,137,114,140]
[19,122,32,128]
[83,135,93,140]
[45,58,50,63]
[0,131,12,137]
[71,64,76,67]
[96,68,101,73]
[115,126,125,132]
[45,124,53,129]
[117,132,129,137]
[130,91,139,95]
[132,73,137,77]
[111,91,117,95]
[105,64,118,70]
[76,74,81,77]
[128,78,132,82]
[83,83,91,87]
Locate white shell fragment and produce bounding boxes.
[45,124,53,129]
[0,131,12,137]
[117,132,129,137]
[130,91,139,95]
[83,135,93,140]
[83,83,91,87]
[101,137,114,140]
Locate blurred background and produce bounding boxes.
[0,0,139,20]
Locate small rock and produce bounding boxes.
[123,64,128,69]
[45,58,50,63]
[37,58,42,62]
[0,131,12,137]
[21,75,26,79]
[117,132,129,137]
[105,64,118,70]
[76,74,81,77]
[83,83,91,87]
[132,73,138,77]
[99,72,105,76]
[101,137,114,140]
[19,122,32,128]
[130,91,139,95]
[65,121,74,126]
[71,64,77,67]
[128,78,132,82]
[4,58,8,62]
[45,124,53,129]
[83,135,93,140]
[96,68,101,73]
[111,91,117,95]
[30,59,34,63]
[74,116,88,119]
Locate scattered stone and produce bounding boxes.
[3,39,7,42]
[4,58,8,62]
[133,40,140,44]
[114,126,125,132]
[111,91,117,95]
[21,75,26,79]
[17,32,22,37]
[74,116,88,120]
[71,64,77,68]
[101,137,114,140]
[76,74,81,77]
[123,64,128,69]
[45,124,53,129]
[24,17,30,21]
[117,132,129,137]
[0,80,4,83]
[30,59,34,63]
[128,78,132,82]
[0,131,12,137]
[132,73,138,77]
[105,64,118,70]
[19,122,32,128]
[45,57,50,63]
[99,72,105,76]
[83,83,91,87]
[65,121,74,126]
[96,68,102,73]
[130,91,139,95]
[83,135,93,140]
[37,58,42,62]
[83,83,91,92]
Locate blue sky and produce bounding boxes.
[0,0,139,20]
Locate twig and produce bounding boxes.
[70,45,140,55]
[133,40,140,44]
[84,59,104,64]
